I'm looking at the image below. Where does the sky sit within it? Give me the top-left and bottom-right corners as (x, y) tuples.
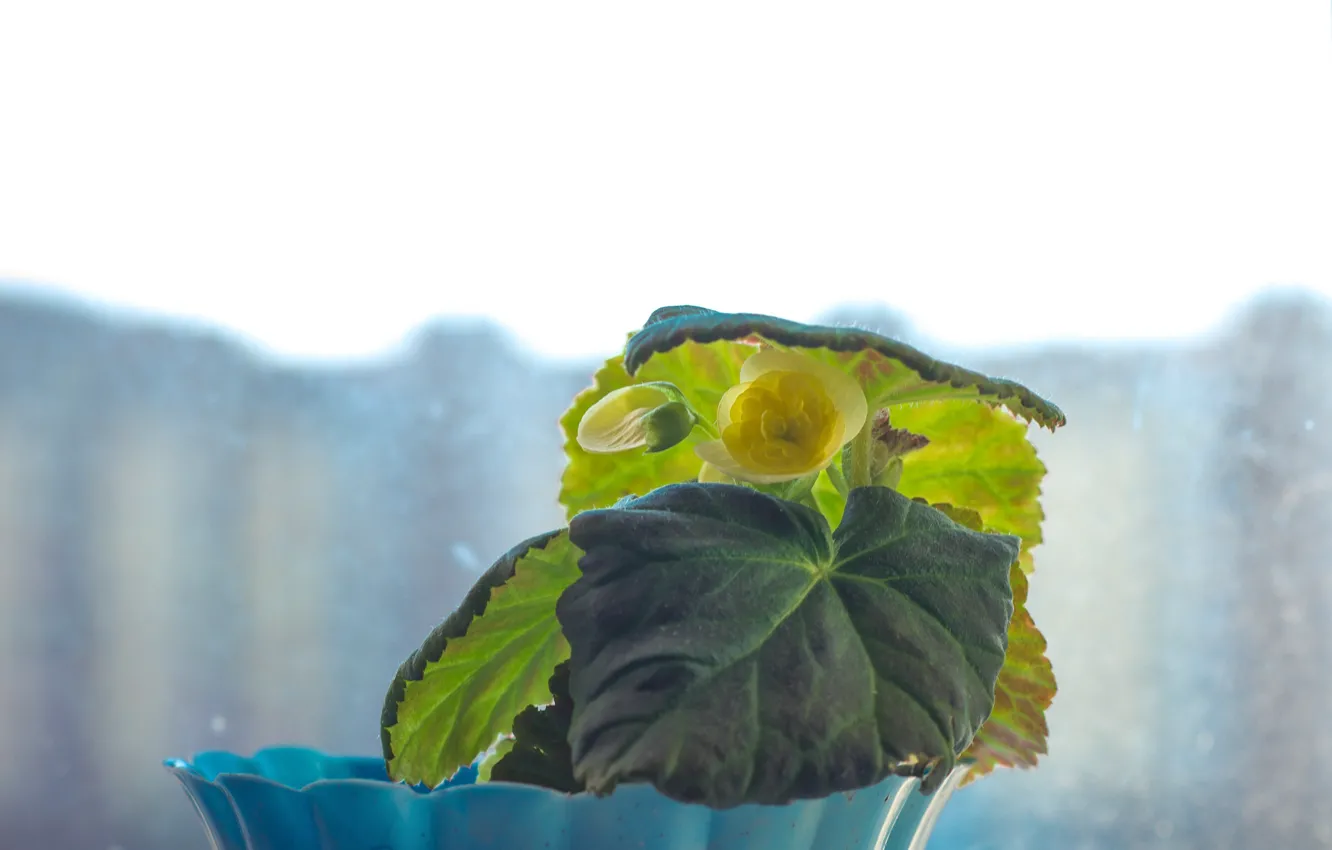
(2, 2), (1331, 360)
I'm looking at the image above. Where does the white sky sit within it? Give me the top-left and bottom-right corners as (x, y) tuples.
(1, 2), (1330, 360)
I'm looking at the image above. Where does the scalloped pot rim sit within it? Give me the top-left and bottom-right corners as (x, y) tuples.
(164, 746), (968, 850)
(167, 760), (418, 795)
(164, 746), (972, 800)
(163, 751), (907, 801)
(164, 756), (574, 799)
(165, 746), (478, 794)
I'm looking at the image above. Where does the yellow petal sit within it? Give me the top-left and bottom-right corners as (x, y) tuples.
(714, 382), (750, 434)
(694, 438), (820, 484)
(576, 384), (673, 453)
(739, 347), (869, 442)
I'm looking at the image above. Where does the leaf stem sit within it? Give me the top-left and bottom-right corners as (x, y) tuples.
(876, 458), (904, 490)
(848, 421), (874, 490)
(826, 462), (848, 496)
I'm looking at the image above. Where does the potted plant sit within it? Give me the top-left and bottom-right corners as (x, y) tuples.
(167, 305), (1064, 850)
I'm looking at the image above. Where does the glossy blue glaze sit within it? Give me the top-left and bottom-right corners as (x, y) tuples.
(166, 747), (964, 850)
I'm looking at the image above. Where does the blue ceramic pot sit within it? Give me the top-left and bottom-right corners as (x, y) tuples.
(166, 747), (966, 850)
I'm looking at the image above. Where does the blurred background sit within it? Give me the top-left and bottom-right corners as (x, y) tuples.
(2, 2), (1331, 849)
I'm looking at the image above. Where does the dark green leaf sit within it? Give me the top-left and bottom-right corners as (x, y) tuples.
(626, 306), (1065, 429)
(488, 662), (583, 793)
(557, 483), (1017, 807)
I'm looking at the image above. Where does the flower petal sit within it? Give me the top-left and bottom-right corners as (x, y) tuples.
(695, 439), (822, 484)
(714, 382), (750, 434)
(738, 347), (818, 382)
(739, 348), (868, 442)
(576, 384), (673, 453)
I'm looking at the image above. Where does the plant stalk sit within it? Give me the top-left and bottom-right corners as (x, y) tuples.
(848, 421), (874, 490)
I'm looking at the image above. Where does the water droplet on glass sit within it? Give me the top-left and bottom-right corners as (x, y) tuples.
(1305, 419), (1315, 431)
(452, 542), (482, 572)
(210, 714), (227, 735)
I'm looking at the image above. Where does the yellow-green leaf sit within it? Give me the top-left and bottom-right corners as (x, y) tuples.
(962, 564), (1055, 782)
(384, 532), (582, 787)
(893, 401), (1048, 566)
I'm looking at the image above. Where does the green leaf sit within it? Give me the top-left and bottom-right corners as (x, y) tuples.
(488, 661), (584, 792)
(383, 531), (582, 786)
(624, 306), (1065, 428)
(962, 564), (1055, 782)
(477, 737), (516, 782)
(556, 482), (1018, 807)
(380, 529), (560, 759)
(559, 346), (746, 518)
(893, 401), (1048, 568)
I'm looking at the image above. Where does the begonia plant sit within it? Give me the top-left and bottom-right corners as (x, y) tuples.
(380, 305), (1063, 808)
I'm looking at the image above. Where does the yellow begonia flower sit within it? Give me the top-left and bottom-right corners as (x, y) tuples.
(695, 349), (868, 484)
(576, 382), (697, 454)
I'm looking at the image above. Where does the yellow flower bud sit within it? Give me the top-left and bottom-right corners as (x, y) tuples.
(576, 382), (697, 454)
